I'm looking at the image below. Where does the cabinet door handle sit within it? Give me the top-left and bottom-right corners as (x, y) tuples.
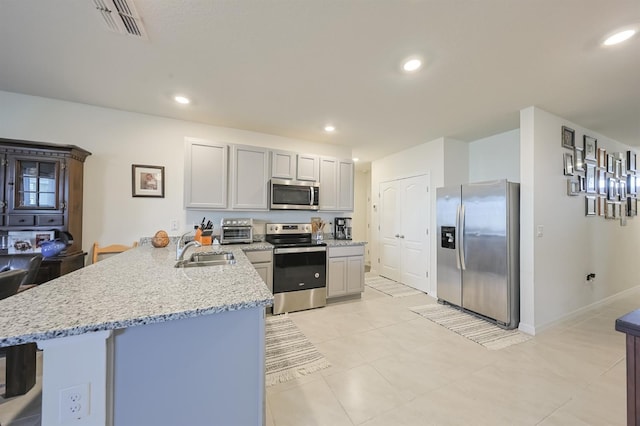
(19, 219), (25, 223)
(400, 235), (405, 239)
(48, 219), (54, 223)
(394, 234), (399, 238)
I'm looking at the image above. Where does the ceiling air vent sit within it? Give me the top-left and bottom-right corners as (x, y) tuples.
(93, 0), (148, 39)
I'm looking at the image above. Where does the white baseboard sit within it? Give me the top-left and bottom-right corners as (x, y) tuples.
(523, 284), (640, 335)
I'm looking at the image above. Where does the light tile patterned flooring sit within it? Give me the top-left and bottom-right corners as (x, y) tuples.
(0, 283), (634, 425)
(267, 284), (634, 426)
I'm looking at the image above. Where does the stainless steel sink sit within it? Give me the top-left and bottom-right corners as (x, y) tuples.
(174, 251), (236, 268)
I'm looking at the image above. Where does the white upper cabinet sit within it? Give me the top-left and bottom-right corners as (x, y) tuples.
(337, 159), (354, 211)
(231, 145), (269, 210)
(319, 157), (354, 211)
(319, 156), (338, 210)
(271, 150), (296, 180)
(184, 138), (228, 209)
(296, 154), (320, 182)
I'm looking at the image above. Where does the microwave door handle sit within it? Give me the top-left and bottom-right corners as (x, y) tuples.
(310, 186), (314, 205)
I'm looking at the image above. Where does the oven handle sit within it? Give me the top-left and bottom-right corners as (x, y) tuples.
(274, 246), (327, 254)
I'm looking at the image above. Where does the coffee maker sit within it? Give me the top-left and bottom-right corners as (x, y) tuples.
(334, 217), (352, 240)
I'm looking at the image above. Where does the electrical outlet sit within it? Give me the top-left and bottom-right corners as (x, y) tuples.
(59, 383), (90, 422)
(170, 219), (179, 231)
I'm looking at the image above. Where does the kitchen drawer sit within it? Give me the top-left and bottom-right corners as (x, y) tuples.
(36, 214), (64, 226)
(244, 249), (273, 264)
(7, 215), (35, 226)
(328, 245), (364, 258)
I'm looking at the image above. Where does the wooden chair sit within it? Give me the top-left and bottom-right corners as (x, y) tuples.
(92, 241), (139, 264)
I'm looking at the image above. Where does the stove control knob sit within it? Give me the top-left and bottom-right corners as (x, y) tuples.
(315, 273), (320, 278)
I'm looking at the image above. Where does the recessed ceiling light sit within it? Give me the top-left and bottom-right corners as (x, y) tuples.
(324, 125), (336, 132)
(603, 29), (636, 46)
(402, 58), (422, 72)
(353, 158), (359, 162)
(174, 95), (190, 104)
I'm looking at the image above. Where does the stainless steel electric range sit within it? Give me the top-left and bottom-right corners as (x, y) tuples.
(265, 223), (327, 314)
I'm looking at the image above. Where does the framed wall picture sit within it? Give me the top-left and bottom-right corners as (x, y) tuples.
(567, 177), (580, 196)
(562, 126), (575, 149)
(598, 196), (606, 217)
(628, 197), (637, 217)
(614, 202), (622, 218)
(629, 174), (638, 196)
(628, 151), (637, 172)
(132, 164), (165, 198)
(563, 152), (574, 176)
(578, 175), (586, 192)
(574, 148), (584, 172)
(607, 178), (618, 201)
(585, 196), (597, 216)
(585, 163), (596, 193)
(597, 169), (607, 195)
(620, 180), (628, 200)
(597, 147), (607, 169)
(607, 154), (615, 173)
(584, 135), (597, 162)
(615, 159), (622, 179)
(605, 201), (615, 219)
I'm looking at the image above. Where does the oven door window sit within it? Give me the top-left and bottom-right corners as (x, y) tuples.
(273, 251), (326, 293)
(222, 227), (251, 239)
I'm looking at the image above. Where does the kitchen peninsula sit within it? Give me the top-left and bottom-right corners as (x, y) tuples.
(0, 243), (273, 425)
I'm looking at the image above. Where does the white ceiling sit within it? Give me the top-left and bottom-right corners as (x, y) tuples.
(1, 0), (639, 164)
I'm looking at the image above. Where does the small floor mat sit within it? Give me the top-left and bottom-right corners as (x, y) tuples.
(409, 304), (532, 350)
(265, 316), (331, 386)
(365, 275), (423, 297)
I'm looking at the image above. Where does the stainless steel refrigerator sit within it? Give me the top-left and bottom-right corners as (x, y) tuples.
(436, 180), (520, 329)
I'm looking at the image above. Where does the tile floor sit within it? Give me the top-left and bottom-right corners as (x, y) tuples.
(0, 281), (634, 425)
(266, 283), (634, 426)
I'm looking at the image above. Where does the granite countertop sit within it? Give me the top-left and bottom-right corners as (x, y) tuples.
(323, 239), (367, 247)
(0, 244), (273, 347)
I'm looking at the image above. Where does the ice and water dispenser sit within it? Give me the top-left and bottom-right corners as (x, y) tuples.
(441, 226), (456, 249)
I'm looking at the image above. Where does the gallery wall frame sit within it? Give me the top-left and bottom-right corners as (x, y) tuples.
(132, 164), (165, 198)
(562, 126), (575, 149)
(584, 135), (597, 163)
(563, 152), (574, 176)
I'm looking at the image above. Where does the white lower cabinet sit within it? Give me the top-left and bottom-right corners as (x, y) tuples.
(245, 250), (273, 294)
(327, 245), (364, 298)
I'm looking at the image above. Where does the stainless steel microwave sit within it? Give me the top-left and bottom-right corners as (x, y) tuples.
(270, 178), (319, 210)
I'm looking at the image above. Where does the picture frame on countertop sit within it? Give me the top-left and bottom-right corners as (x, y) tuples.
(598, 196), (606, 217)
(628, 151), (637, 172)
(628, 174), (638, 196)
(563, 152), (574, 176)
(597, 147), (607, 169)
(585, 163), (596, 193)
(585, 196), (597, 216)
(584, 135), (597, 162)
(567, 177), (580, 196)
(607, 154), (615, 174)
(574, 148), (585, 172)
(562, 126), (575, 149)
(132, 164), (165, 198)
(628, 198), (637, 217)
(597, 169), (607, 195)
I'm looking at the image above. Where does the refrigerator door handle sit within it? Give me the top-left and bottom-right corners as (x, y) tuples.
(455, 204), (462, 270)
(459, 204), (467, 270)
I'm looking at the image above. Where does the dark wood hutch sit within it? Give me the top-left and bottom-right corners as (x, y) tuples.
(0, 138), (91, 283)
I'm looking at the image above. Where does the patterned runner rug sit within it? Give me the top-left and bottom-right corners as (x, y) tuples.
(265, 316), (330, 386)
(365, 275), (423, 297)
(409, 304), (532, 350)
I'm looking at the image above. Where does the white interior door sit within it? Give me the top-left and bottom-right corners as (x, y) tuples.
(400, 175), (430, 292)
(379, 181), (401, 281)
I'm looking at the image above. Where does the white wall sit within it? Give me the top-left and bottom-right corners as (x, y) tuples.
(0, 91), (352, 253)
(352, 169), (369, 241)
(370, 137), (468, 294)
(469, 129), (520, 183)
(520, 106), (640, 333)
